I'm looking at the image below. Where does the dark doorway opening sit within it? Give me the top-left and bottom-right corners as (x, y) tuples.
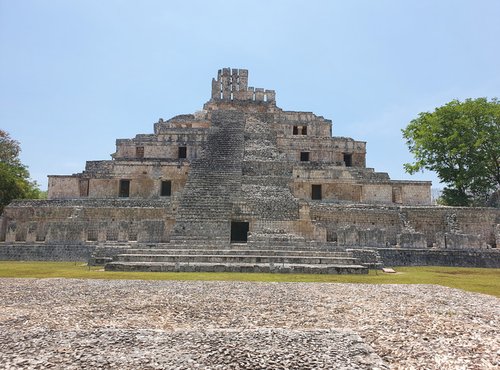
(119, 180), (130, 197)
(161, 180), (172, 196)
(343, 153), (352, 167)
(301, 126), (307, 135)
(231, 221), (249, 243)
(300, 151), (310, 162)
(293, 126), (298, 135)
(178, 146), (187, 159)
(312, 184), (322, 200)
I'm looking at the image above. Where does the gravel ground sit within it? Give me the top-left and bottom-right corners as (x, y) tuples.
(0, 279), (498, 369)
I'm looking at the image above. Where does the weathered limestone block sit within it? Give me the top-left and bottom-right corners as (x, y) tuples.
(336, 226), (359, 246)
(435, 232), (487, 249)
(397, 232), (427, 249)
(358, 228), (387, 247)
(336, 226), (387, 247)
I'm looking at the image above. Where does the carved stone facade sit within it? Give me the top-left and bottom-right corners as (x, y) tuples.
(1, 68), (498, 270)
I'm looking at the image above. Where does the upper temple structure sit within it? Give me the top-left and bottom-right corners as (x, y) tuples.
(1, 68), (498, 272)
(48, 67), (431, 205)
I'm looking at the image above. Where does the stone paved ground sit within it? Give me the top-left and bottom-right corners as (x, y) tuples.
(0, 279), (498, 369)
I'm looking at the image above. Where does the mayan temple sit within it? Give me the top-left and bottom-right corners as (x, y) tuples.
(1, 68), (498, 272)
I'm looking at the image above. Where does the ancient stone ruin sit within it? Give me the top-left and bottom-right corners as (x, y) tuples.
(1, 68), (499, 271)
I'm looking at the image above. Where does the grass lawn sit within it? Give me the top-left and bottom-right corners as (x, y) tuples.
(0, 261), (499, 297)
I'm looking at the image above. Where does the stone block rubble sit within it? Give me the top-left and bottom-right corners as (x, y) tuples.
(0, 279), (498, 368)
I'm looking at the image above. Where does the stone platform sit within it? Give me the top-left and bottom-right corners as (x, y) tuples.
(103, 246), (369, 274)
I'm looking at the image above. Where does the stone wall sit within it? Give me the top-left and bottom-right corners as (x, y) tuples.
(0, 244), (94, 261)
(311, 204), (499, 248)
(0, 199), (175, 245)
(377, 248), (500, 268)
(48, 162), (189, 200)
(114, 128), (208, 160)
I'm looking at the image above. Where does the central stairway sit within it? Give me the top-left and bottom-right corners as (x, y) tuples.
(168, 110), (245, 245)
(104, 245), (369, 274)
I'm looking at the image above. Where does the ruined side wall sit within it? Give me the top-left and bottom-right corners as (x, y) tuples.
(403, 206), (498, 247)
(310, 204), (499, 248)
(0, 199), (175, 246)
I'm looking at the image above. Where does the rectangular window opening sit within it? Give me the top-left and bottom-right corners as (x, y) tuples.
(300, 151), (310, 162)
(301, 126), (307, 135)
(343, 153), (353, 167)
(119, 179), (130, 198)
(231, 221), (249, 243)
(293, 126), (298, 135)
(161, 180), (172, 196)
(312, 184), (322, 200)
(178, 146), (187, 159)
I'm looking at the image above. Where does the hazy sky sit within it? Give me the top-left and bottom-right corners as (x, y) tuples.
(1, 0), (499, 190)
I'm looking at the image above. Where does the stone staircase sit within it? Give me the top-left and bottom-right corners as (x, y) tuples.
(104, 246), (369, 274)
(168, 110), (245, 245)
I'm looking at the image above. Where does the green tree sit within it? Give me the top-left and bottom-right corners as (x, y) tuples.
(0, 130), (41, 213)
(402, 98), (500, 207)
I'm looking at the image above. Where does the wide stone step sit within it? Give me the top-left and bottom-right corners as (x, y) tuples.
(123, 248), (353, 258)
(113, 254), (358, 265)
(104, 261), (368, 274)
(164, 243), (351, 251)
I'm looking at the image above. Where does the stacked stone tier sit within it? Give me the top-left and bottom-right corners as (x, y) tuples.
(105, 246), (368, 274)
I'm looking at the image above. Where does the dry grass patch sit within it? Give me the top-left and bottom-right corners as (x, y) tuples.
(0, 261), (498, 297)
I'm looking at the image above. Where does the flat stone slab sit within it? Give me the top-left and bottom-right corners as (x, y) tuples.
(105, 261), (368, 274)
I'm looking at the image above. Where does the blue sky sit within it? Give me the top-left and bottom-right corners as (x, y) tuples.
(1, 0), (499, 190)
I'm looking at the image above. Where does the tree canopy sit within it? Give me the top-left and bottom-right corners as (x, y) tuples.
(0, 130), (42, 213)
(402, 98), (500, 206)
